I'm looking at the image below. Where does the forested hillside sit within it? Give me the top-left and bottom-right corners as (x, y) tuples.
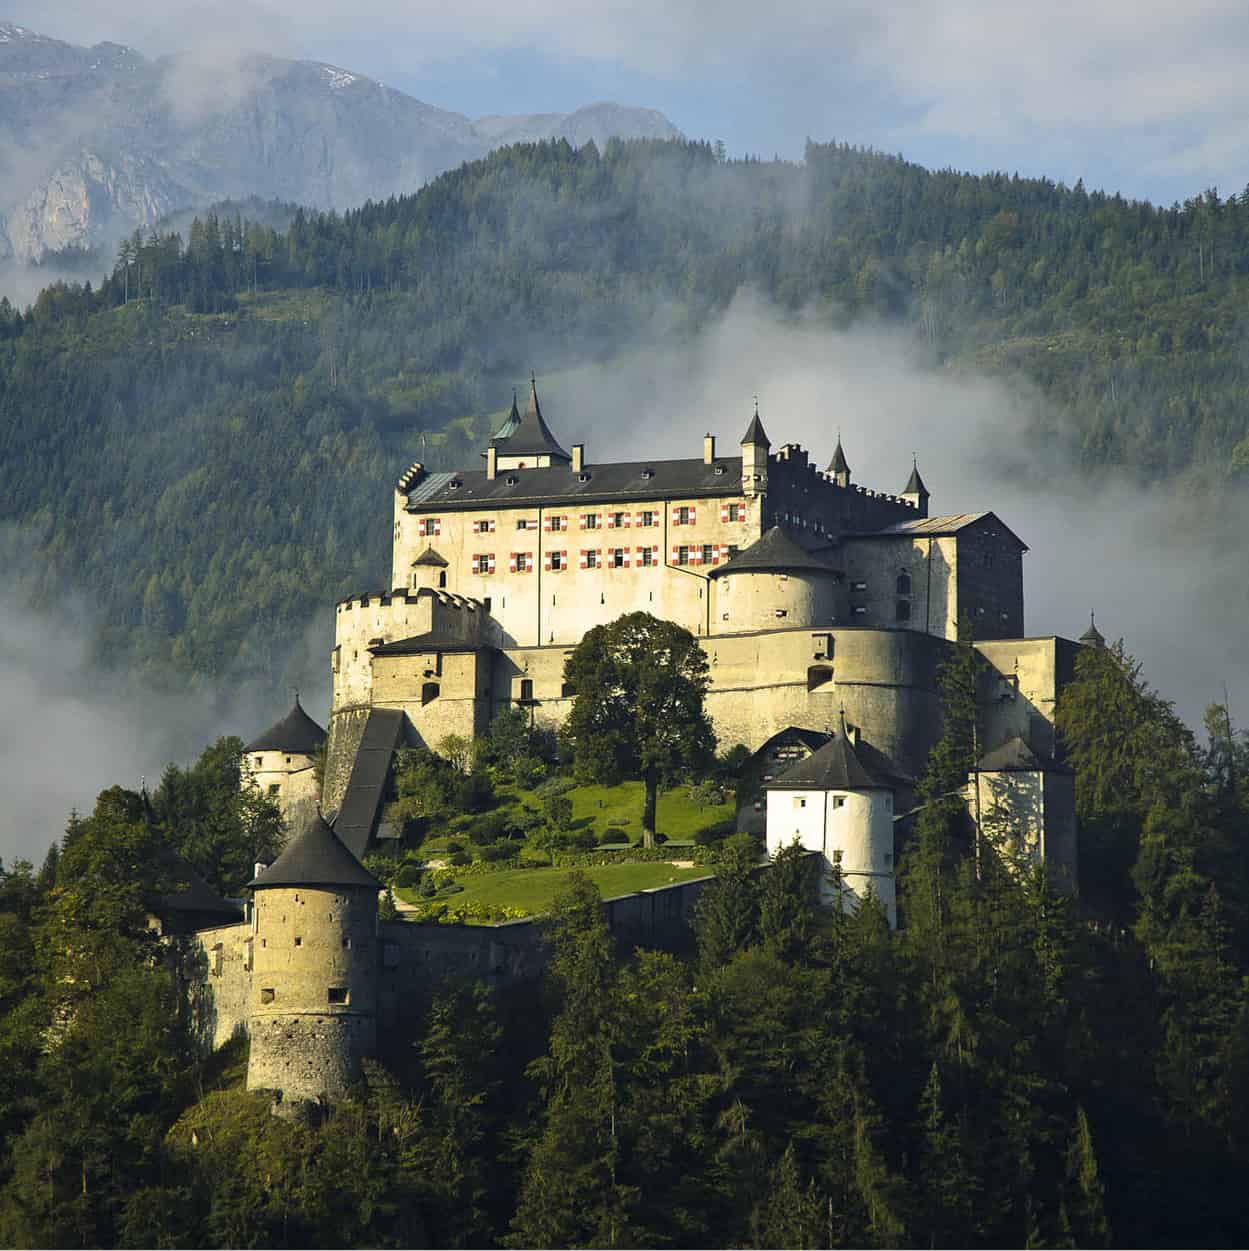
(3, 136), (1249, 690)
(2, 637), (1248, 1247)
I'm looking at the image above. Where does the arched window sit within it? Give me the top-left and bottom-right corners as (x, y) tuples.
(896, 572), (911, 595)
(437, 571), (447, 589)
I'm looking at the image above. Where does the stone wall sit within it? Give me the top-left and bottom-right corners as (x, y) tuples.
(323, 705), (371, 814)
(187, 920), (253, 1050)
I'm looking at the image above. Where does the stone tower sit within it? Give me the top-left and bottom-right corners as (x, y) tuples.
(243, 697), (327, 830)
(246, 814), (381, 1105)
(901, 460), (930, 518)
(827, 438), (851, 488)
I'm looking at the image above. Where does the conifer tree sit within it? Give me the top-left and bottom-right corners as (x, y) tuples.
(694, 836), (761, 972)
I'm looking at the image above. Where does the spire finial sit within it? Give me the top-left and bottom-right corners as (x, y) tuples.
(754, 394), (759, 417)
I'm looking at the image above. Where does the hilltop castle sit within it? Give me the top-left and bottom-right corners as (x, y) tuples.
(196, 379), (1085, 1107)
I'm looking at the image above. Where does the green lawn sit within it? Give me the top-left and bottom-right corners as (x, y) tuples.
(396, 861), (712, 921)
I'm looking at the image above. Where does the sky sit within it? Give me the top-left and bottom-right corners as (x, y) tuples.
(4, 0), (1248, 206)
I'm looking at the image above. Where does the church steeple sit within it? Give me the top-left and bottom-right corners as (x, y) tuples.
(901, 458), (930, 517)
(1079, 611), (1105, 647)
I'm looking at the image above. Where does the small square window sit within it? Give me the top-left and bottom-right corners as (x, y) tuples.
(832, 849), (844, 864)
(328, 987), (349, 1005)
(832, 796), (846, 809)
(793, 796), (806, 809)
(294, 936), (302, 946)
(261, 988), (276, 1004)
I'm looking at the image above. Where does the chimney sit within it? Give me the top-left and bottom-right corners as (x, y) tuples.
(703, 433), (716, 464)
(486, 445), (498, 480)
(571, 444), (584, 473)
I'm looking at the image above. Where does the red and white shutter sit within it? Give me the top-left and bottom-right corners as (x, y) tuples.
(487, 553), (496, 574)
(623, 512), (631, 527)
(671, 506), (681, 526)
(689, 506), (697, 524)
(579, 549), (589, 569)
(690, 546), (702, 566)
(634, 511), (644, 528)
(606, 513), (615, 529)
(543, 515), (552, 532)
(652, 544), (660, 562)
(544, 551), (552, 571)
(720, 503), (729, 522)
(508, 553), (518, 573)
(712, 544), (722, 565)
(561, 549), (568, 568)
(671, 544), (680, 563)
(433, 518), (441, 536)
(622, 547), (631, 568)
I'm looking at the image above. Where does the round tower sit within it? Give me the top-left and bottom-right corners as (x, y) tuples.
(246, 814), (381, 1105)
(243, 697), (327, 829)
(710, 525), (841, 631)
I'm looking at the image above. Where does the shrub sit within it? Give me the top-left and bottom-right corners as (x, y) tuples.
(445, 839), (465, 855)
(448, 850), (471, 867)
(394, 862), (425, 888)
(653, 831), (668, 845)
(543, 794), (574, 832)
(598, 829), (629, 846)
(513, 756), (548, 787)
(534, 775), (577, 800)
(456, 770), (496, 814)
(479, 842), (515, 863)
(465, 810), (510, 846)
(694, 817), (736, 846)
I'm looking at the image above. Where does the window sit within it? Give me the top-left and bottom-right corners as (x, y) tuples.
(294, 936), (302, 947)
(418, 517), (441, 537)
(328, 987), (349, 1005)
(342, 936), (352, 949)
(509, 552), (534, 573)
(611, 548), (626, 568)
(582, 513), (599, 529)
(793, 796), (806, 809)
(421, 681), (440, 705)
(519, 678), (534, 702)
(473, 518), (496, 534)
(261, 988), (276, 1004)
(726, 544), (739, 559)
(437, 571), (447, 589)
(561, 682), (576, 698)
(516, 518), (533, 530)
(832, 796), (846, 809)
(471, 553), (495, 575)
(895, 599), (911, 622)
(212, 943), (223, 976)
(640, 547), (655, 567)
(268, 783), (280, 796)
(729, 502), (742, 521)
(254, 756), (263, 769)
(676, 505), (691, 524)
(775, 608), (788, 618)
(677, 544), (689, 566)
(832, 848), (844, 863)
(550, 551), (565, 571)
(584, 549), (599, 569)
(640, 510), (655, 527)
(611, 511), (626, 528)
(807, 665), (833, 691)
(852, 605), (867, 616)
(896, 572), (911, 595)
(701, 544), (714, 565)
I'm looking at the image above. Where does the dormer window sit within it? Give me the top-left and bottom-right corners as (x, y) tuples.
(506, 475), (518, 485)
(449, 479), (462, 490)
(714, 464), (726, 475)
(641, 469), (654, 479)
(578, 472), (591, 482)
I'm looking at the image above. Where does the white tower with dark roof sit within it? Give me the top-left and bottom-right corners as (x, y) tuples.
(243, 697), (327, 830)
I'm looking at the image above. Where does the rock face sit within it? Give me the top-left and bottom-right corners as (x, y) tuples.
(0, 23), (684, 264)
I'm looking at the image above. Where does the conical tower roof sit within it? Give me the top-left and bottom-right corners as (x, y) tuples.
(488, 391), (522, 445)
(489, 376), (570, 461)
(411, 545), (449, 567)
(828, 439), (850, 476)
(764, 728), (897, 791)
(1079, 611), (1105, 647)
(741, 407), (771, 447)
(248, 812), (380, 891)
(709, 525), (836, 578)
(903, 460), (929, 497)
(244, 698), (327, 755)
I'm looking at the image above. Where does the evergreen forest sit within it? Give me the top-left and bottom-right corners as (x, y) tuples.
(2, 635), (1249, 1246)
(4, 138), (1249, 692)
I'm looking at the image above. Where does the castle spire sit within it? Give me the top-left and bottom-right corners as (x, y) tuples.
(901, 456), (930, 517)
(488, 374), (570, 464)
(828, 435), (851, 487)
(1079, 611), (1105, 647)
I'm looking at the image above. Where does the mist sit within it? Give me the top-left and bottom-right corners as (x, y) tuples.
(553, 292), (1249, 734)
(0, 558), (332, 867)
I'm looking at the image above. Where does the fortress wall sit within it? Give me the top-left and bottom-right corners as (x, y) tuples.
(372, 651), (491, 750)
(247, 886), (378, 1100)
(975, 637), (1075, 757)
(398, 494), (763, 648)
(187, 921), (253, 1051)
(843, 535), (957, 638)
(324, 706), (371, 814)
(956, 525), (1025, 640)
(244, 753), (320, 833)
(712, 569), (839, 632)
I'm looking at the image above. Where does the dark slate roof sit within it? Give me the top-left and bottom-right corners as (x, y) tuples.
(244, 699), (327, 755)
(411, 546), (449, 567)
(828, 440), (850, 475)
(976, 735), (1069, 773)
(709, 525), (837, 578)
(249, 812), (380, 890)
(903, 461), (929, 496)
(1079, 612), (1105, 647)
(150, 846), (242, 919)
(331, 708), (406, 859)
(860, 511), (1028, 551)
(405, 455), (745, 510)
(764, 732), (899, 791)
(489, 392), (522, 444)
(741, 411), (771, 446)
(755, 726), (834, 759)
(489, 378), (570, 461)
(370, 632), (495, 656)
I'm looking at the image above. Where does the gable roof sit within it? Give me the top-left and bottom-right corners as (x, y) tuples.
(244, 699), (327, 756)
(709, 525), (837, 578)
(404, 455), (745, 510)
(249, 812), (380, 890)
(369, 632), (494, 656)
(490, 377), (570, 461)
(411, 546), (449, 568)
(765, 731), (901, 791)
(858, 511), (1027, 550)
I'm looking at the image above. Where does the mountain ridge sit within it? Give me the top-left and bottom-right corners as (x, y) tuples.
(0, 21), (682, 263)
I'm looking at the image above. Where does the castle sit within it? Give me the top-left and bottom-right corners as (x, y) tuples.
(180, 378), (1086, 1108)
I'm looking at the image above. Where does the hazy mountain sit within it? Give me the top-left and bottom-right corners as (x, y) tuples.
(0, 21), (682, 264)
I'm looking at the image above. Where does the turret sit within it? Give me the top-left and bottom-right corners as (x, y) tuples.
(410, 545), (450, 593)
(243, 697), (327, 830)
(740, 404), (771, 498)
(901, 459), (930, 517)
(827, 438), (851, 488)
(1079, 611), (1105, 648)
(490, 376), (571, 470)
(246, 814), (381, 1107)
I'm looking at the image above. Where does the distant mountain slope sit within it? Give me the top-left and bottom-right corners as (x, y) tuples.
(0, 21), (682, 263)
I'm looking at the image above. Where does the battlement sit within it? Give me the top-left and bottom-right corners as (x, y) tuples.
(335, 587), (483, 614)
(396, 461), (425, 493)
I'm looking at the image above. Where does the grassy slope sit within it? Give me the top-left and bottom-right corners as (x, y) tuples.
(396, 861), (712, 919)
